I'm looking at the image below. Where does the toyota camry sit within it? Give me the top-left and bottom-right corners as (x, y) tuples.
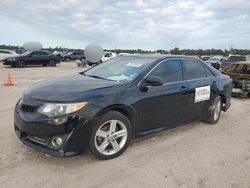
(14, 55), (232, 159)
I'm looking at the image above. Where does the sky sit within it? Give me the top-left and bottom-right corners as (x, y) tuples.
(0, 0), (250, 50)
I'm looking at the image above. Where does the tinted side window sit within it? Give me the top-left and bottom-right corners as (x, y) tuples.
(149, 59), (183, 83)
(40, 51), (48, 55)
(32, 52), (40, 55)
(204, 66), (215, 77)
(182, 59), (206, 80)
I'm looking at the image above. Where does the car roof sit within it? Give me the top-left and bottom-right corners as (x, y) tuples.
(118, 54), (198, 60)
(32, 50), (49, 53)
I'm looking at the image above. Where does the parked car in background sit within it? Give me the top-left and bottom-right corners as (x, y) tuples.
(2, 51), (60, 68)
(62, 51), (85, 62)
(201, 56), (211, 61)
(222, 61), (250, 97)
(221, 55), (247, 69)
(205, 56), (223, 69)
(102, 51), (117, 62)
(14, 55), (232, 159)
(0, 49), (16, 61)
(53, 51), (63, 61)
(15, 48), (26, 54)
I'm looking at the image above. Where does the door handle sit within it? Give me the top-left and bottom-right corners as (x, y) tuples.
(179, 86), (188, 93)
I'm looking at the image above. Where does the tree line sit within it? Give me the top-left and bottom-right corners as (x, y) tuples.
(1, 44), (250, 56)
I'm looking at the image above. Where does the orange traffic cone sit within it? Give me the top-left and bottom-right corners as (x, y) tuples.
(4, 73), (14, 86)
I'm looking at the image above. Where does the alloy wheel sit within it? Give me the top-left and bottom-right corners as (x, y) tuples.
(213, 99), (221, 121)
(94, 120), (128, 156)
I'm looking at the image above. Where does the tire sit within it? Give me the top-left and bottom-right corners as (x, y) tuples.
(16, 60), (25, 68)
(49, 60), (56, 67)
(89, 111), (132, 160)
(205, 96), (222, 124)
(66, 57), (70, 62)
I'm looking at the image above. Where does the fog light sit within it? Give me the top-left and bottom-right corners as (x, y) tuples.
(51, 137), (63, 147)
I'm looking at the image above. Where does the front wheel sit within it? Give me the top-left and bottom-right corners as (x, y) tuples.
(205, 96), (222, 124)
(17, 60), (25, 68)
(49, 60), (56, 67)
(89, 111), (132, 160)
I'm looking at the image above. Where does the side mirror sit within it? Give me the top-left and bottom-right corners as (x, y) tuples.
(141, 76), (164, 87)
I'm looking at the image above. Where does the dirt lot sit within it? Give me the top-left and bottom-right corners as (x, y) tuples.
(0, 62), (250, 188)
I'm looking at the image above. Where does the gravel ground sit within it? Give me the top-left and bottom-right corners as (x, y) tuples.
(0, 62), (250, 188)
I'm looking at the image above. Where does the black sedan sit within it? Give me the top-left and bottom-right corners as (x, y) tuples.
(3, 51), (60, 68)
(14, 55), (232, 159)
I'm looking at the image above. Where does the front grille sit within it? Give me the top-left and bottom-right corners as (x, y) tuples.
(20, 104), (39, 112)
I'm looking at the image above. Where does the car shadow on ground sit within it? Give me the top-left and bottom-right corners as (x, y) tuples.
(20, 120), (206, 167)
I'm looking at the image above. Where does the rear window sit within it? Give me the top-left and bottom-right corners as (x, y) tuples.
(182, 59), (206, 80)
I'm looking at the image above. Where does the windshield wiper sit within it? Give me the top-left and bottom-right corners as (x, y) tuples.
(86, 74), (105, 80)
(82, 73), (117, 82)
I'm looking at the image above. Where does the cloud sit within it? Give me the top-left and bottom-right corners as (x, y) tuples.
(0, 0), (250, 49)
(0, 0), (16, 5)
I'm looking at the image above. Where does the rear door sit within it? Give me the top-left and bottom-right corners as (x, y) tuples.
(40, 51), (50, 64)
(181, 58), (217, 120)
(135, 58), (190, 132)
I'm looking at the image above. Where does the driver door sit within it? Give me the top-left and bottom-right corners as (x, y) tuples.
(134, 58), (190, 132)
(26, 51), (42, 65)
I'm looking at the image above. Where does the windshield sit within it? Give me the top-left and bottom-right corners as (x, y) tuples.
(21, 51), (31, 55)
(84, 56), (157, 83)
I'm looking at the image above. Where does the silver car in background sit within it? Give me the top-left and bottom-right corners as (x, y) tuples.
(0, 49), (16, 61)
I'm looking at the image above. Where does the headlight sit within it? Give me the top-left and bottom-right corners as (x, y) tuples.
(37, 102), (87, 117)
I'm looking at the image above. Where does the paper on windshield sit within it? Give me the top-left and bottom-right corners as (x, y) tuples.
(126, 62), (143, 67)
(107, 74), (130, 81)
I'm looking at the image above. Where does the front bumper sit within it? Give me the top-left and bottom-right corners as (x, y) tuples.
(2, 59), (17, 65)
(14, 104), (92, 157)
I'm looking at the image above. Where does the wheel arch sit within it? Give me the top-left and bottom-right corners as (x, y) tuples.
(218, 93), (226, 111)
(95, 104), (137, 138)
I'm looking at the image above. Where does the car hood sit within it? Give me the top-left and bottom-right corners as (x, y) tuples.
(3, 53), (27, 60)
(24, 74), (122, 102)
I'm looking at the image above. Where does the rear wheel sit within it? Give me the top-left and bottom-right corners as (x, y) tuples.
(89, 111), (132, 160)
(206, 96), (222, 124)
(17, 60), (25, 68)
